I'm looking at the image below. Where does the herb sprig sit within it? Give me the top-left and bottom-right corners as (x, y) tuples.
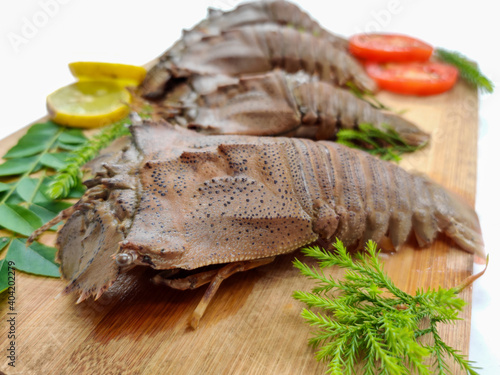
(0, 121), (88, 292)
(293, 239), (482, 375)
(336, 123), (423, 161)
(435, 48), (494, 93)
(346, 82), (395, 111)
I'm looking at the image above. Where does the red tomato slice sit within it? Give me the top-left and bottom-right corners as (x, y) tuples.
(365, 62), (459, 96)
(349, 34), (433, 62)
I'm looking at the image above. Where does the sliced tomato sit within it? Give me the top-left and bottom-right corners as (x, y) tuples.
(365, 62), (459, 96)
(349, 33), (433, 62)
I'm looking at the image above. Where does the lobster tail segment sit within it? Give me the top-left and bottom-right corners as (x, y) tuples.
(425, 179), (484, 256)
(312, 141), (483, 257)
(388, 170), (484, 256)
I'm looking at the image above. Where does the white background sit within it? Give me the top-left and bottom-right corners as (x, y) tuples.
(1, 0), (499, 373)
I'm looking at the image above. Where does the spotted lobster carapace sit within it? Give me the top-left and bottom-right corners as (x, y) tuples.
(29, 122), (483, 328)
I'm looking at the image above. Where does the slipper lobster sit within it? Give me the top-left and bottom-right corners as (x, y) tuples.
(141, 0), (353, 98)
(150, 70), (429, 146)
(140, 23), (375, 100)
(29, 122), (483, 328)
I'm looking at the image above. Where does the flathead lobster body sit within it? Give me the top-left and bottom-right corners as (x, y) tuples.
(30, 122), (483, 303)
(141, 0), (352, 98)
(156, 71), (428, 147)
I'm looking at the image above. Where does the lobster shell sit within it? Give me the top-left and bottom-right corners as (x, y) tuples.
(141, 23), (375, 99)
(157, 71), (429, 147)
(29, 122), (483, 303)
(141, 0), (351, 98)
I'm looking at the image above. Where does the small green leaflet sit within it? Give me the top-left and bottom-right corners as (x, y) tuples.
(29, 204), (62, 226)
(3, 194), (23, 205)
(16, 177), (52, 204)
(0, 204), (43, 236)
(66, 182), (87, 198)
(3, 122), (61, 159)
(0, 182), (11, 193)
(56, 142), (82, 151)
(29, 201), (72, 230)
(40, 152), (72, 170)
(57, 129), (88, 144)
(0, 156), (42, 177)
(7, 239), (60, 277)
(55, 127), (88, 152)
(0, 239), (60, 293)
(0, 237), (9, 252)
(0, 120), (87, 295)
(0, 260), (10, 293)
(0, 238), (11, 293)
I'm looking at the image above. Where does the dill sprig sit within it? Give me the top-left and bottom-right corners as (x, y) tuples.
(293, 239), (481, 375)
(336, 123), (422, 162)
(346, 82), (394, 111)
(47, 118), (131, 199)
(435, 48), (494, 93)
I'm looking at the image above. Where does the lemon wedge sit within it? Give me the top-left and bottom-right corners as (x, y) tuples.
(69, 62), (147, 88)
(46, 81), (131, 128)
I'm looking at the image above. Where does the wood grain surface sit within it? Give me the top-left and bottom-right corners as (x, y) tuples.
(0, 80), (478, 374)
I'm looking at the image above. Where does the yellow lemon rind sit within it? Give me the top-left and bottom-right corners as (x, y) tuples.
(48, 104), (130, 128)
(69, 62), (147, 87)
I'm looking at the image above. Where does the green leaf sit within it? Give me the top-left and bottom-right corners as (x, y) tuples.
(26, 121), (61, 136)
(35, 200), (73, 214)
(58, 129), (87, 144)
(23, 240), (59, 264)
(3, 139), (48, 159)
(0, 182), (11, 193)
(67, 182), (87, 198)
(40, 152), (71, 171)
(56, 141), (82, 151)
(4, 194), (24, 205)
(0, 237), (10, 252)
(0, 259), (10, 293)
(0, 203), (43, 236)
(16, 177), (51, 204)
(29, 202), (72, 229)
(5, 239), (60, 278)
(0, 156), (41, 177)
(3, 122), (60, 159)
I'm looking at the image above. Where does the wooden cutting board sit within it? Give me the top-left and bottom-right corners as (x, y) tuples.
(0, 80), (478, 374)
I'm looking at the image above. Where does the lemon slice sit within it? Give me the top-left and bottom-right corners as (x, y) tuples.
(47, 81), (131, 128)
(69, 62), (147, 87)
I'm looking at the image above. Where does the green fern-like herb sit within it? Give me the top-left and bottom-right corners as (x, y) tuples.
(293, 239), (481, 375)
(346, 82), (394, 111)
(336, 123), (423, 162)
(47, 118), (131, 199)
(435, 48), (494, 93)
